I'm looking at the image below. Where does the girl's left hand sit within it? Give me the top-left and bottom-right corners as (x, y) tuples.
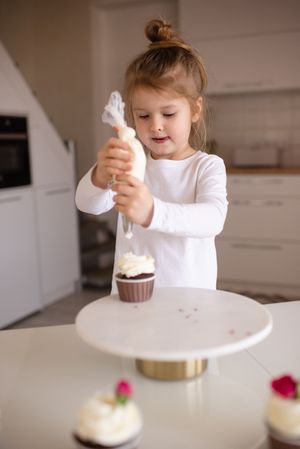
(112, 174), (154, 228)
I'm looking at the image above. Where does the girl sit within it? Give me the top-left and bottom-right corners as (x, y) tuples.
(75, 18), (228, 292)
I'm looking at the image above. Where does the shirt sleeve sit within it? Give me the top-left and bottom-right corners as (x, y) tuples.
(147, 156), (228, 238)
(75, 166), (114, 215)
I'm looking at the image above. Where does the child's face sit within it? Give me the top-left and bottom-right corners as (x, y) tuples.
(132, 87), (200, 160)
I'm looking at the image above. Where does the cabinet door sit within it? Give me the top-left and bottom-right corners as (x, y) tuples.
(224, 176), (300, 240)
(0, 189), (41, 328)
(217, 240), (300, 286)
(227, 176), (300, 197)
(179, 0), (300, 41)
(193, 31), (300, 94)
(222, 197), (300, 241)
(35, 185), (80, 305)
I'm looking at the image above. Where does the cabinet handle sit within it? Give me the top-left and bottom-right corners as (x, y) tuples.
(231, 242), (282, 251)
(231, 199), (251, 206)
(231, 199), (283, 207)
(264, 200), (283, 206)
(0, 195), (21, 204)
(231, 178), (284, 186)
(223, 80), (271, 89)
(263, 178), (284, 185)
(45, 187), (71, 196)
(231, 178), (252, 185)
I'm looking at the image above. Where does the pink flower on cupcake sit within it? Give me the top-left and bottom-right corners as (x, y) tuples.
(115, 379), (133, 405)
(271, 374), (299, 399)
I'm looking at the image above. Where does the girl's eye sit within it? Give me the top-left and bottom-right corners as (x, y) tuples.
(163, 113), (176, 118)
(138, 114), (149, 119)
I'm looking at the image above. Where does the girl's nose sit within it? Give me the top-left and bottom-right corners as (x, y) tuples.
(150, 118), (163, 132)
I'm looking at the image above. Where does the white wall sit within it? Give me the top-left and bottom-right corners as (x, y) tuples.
(0, 0), (94, 180)
(90, 0), (178, 157)
(209, 91), (300, 167)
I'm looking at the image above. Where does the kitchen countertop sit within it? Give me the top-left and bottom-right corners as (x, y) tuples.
(1, 298), (299, 449)
(226, 166), (300, 175)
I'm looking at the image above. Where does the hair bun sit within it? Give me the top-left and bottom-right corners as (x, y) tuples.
(145, 19), (174, 43)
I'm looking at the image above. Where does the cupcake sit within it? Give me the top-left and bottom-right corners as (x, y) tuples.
(115, 252), (155, 303)
(265, 374), (300, 448)
(73, 379), (143, 449)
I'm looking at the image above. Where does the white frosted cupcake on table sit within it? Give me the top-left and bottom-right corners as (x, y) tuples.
(73, 379), (142, 449)
(115, 252), (155, 303)
(265, 374), (300, 448)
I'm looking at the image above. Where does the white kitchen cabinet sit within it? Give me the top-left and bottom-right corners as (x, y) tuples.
(0, 39), (81, 315)
(179, 0), (300, 41)
(35, 185), (80, 306)
(227, 176), (300, 196)
(0, 188), (41, 328)
(179, 0), (300, 94)
(223, 197), (300, 241)
(217, 240), (300, 286)
(193, 32), (300, 94)
(216, 175), (300, 298)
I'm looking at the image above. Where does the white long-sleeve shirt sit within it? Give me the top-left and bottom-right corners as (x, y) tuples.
(75, 151), (228, 292)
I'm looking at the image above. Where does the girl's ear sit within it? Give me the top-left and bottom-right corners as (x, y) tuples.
(191, 96), (203, 123)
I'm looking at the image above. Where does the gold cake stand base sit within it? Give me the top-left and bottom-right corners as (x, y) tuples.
(135, 358), (207, 381)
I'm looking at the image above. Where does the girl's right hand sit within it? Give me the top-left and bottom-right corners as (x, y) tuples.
(91, 137), (133, 189)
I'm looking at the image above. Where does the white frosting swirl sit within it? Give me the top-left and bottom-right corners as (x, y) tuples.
(266, 393), (300, 439)
(117, 252), (155, 278)
(75, 391), (142, 446)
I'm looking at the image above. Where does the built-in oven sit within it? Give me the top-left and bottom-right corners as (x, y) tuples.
(0, 115), (31, 188)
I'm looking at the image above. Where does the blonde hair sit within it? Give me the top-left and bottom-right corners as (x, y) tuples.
(123, 18), (208, 149)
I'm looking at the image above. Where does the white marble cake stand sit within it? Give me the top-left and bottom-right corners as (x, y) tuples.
(75, 287), (272, 380)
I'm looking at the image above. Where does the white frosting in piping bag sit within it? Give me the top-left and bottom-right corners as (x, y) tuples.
(118, 127), (146, 182)
(102, 91), (146, 239)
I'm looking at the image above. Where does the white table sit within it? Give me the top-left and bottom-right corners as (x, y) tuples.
(0, 300), (299, 449)
(248, 300), (300, 375)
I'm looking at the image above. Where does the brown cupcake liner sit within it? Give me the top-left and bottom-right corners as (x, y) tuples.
(268, 427), (300, 449)
(115, 275), (155, 303)
(73, 431), (141, 448)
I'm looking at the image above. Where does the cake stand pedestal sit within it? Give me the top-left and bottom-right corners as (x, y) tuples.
(75, 287), (272, 381)
(135, 358), (207, 380)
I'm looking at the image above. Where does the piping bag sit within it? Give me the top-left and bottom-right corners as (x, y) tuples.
(102, 91), (146, 239)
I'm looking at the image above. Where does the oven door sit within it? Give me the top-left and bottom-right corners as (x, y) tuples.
(0, 136), (31, 188)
